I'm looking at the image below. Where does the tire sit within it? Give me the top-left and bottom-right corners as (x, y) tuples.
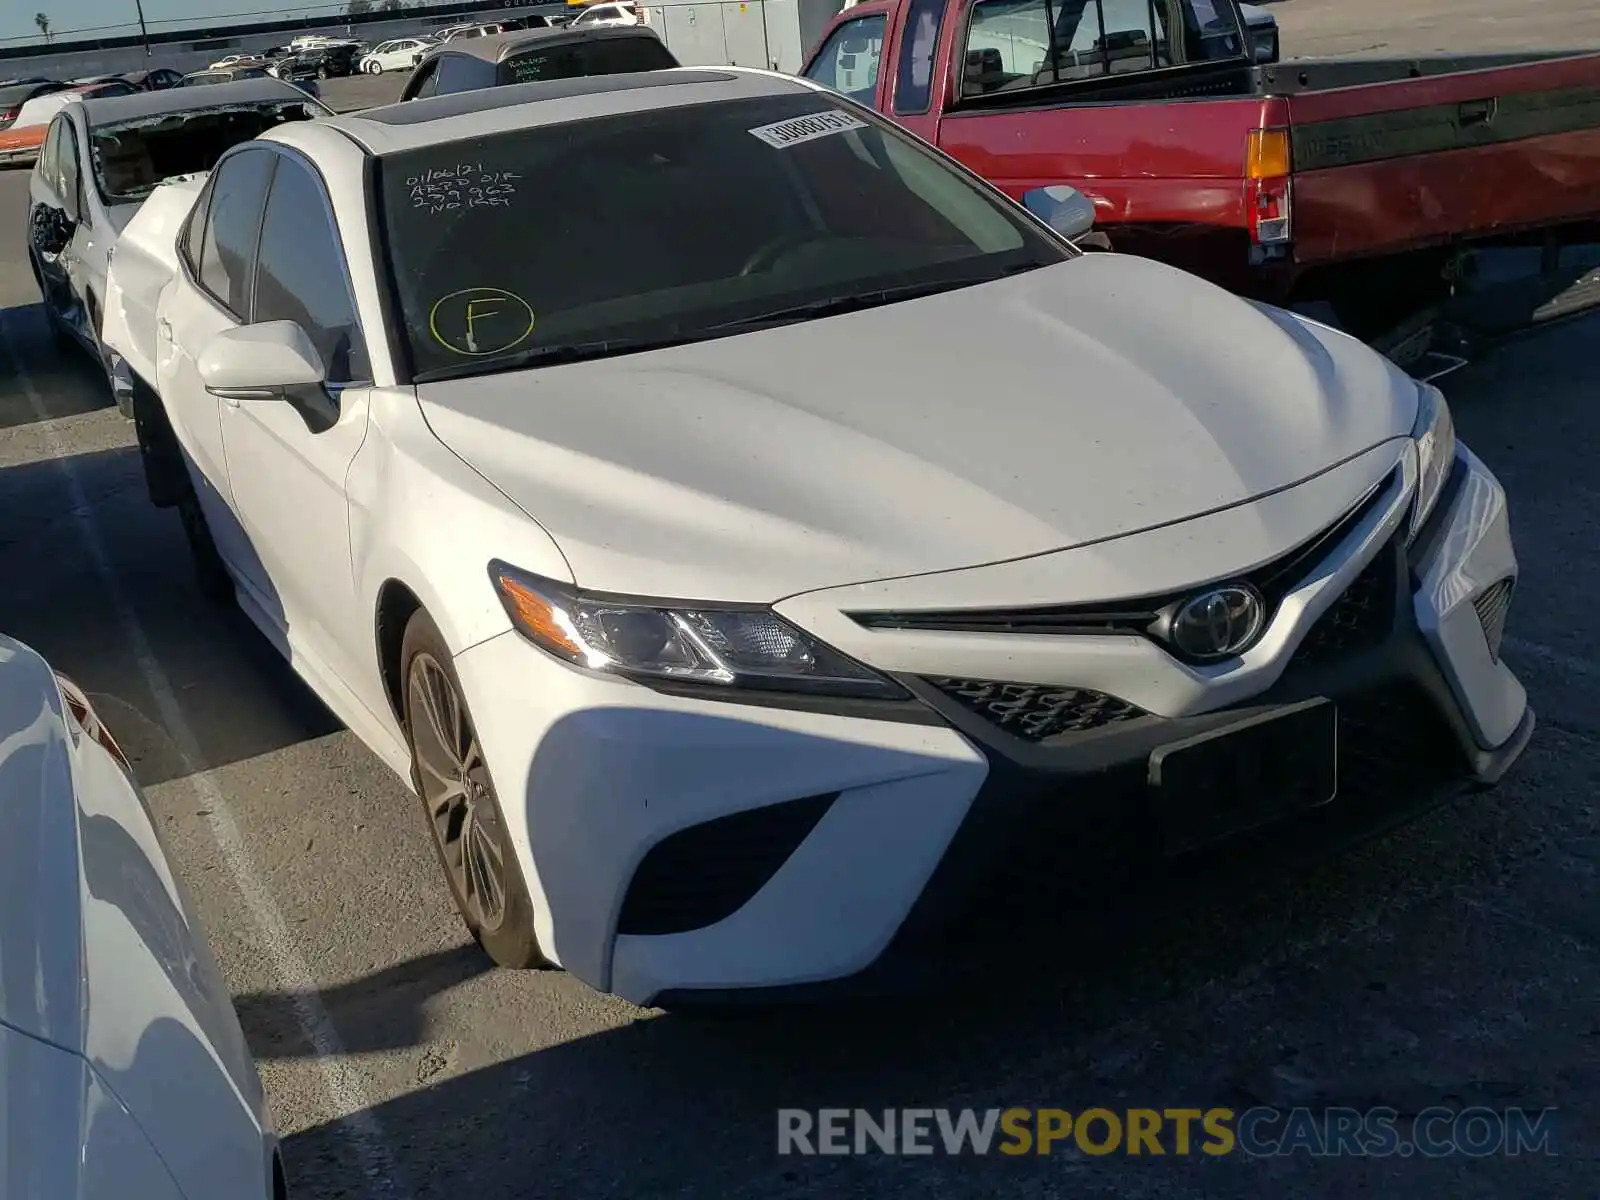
(401, 608), (549, 970)
(317, 66), (331, 80)
(177, 492), (236, 606)
(365, 59), (382, 74)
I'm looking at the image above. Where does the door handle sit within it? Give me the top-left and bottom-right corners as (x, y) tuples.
(1458, 98), (1496, 127)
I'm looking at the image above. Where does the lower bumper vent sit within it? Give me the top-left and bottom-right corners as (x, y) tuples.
(928, 678), (1146, 742)
(1472, 579), (1514, 661)
(616, 793), (836, 936)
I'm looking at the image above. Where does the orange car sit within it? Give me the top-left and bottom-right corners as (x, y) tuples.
(0, 78), (138, 164)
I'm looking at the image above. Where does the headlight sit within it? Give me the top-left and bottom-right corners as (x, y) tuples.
(1408, 382), (1456, 545)
(489, 561), (906, 700)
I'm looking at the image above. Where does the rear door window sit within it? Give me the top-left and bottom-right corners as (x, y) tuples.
(962, 0), (1243, 96)
(57, 121), (82, 217)
(432, 53), (488, 94)
(406, 57), (443, 98)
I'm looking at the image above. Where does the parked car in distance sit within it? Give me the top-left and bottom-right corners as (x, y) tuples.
(401, 26), (677, 99)
(102, 67), (1531, 1008)
(123, 67), (186, 90)
(802, 0), (1600, 336)
(270, 42), (362, 82)
(0, 80), (140, 165)
(177, 66), (273, 87)
(0, 78), (71, 130)
(26, 78), (329, 404)
(208, 53), (267, 70)
(568, 2), (648, 28)
(0, 632), (285, 1199)
(439, 20), (523, 41)
(359, 36), (437, 74)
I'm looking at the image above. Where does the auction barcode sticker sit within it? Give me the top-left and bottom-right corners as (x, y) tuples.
(748, 109), (868, 149)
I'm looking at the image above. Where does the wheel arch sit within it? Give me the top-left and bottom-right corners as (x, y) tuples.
(375, 578), (425, 725)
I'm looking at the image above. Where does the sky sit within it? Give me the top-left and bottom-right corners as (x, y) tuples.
(2, 0), (453, 45)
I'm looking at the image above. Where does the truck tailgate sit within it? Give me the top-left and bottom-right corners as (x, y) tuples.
(1287, 53), (1600, 264)
(101, 173), (208, 390)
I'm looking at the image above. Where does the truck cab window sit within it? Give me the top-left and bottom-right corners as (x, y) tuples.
(964, 0), (1243, 97)
(894, 0), (947, 114)
(802, 15), (887, 107)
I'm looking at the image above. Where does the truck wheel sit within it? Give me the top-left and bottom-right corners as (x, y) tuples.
(178, 493), (236, 606)
(401, 608), (550, 970)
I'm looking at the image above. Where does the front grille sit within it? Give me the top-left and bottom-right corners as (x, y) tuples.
(615, 793), (836, 936)
(1288, 540), (1398, 669)
(928, 678), (1146, 741)
(1472, 579), (1514, 661)
(847, 468), (1399, 643)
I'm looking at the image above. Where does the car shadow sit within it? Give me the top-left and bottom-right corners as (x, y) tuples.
(274, 706), (1585, 1199)
(0, 443), (342, 787)
(0, 301), (113, 430)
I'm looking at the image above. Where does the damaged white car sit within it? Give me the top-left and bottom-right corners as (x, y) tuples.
(25, 77), (328, 410)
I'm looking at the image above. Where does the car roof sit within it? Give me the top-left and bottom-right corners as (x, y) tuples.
(422, 24), (658, 65)
(308, 66), (815, 155)
(79, 77), (316, 126)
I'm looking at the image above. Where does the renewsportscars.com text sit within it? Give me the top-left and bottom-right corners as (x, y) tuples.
(777, 1106), (1558, 1158)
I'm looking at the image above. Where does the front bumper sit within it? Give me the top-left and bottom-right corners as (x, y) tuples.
(454, 442), (1530, 1007)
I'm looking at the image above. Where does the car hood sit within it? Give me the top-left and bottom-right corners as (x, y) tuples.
(414, 253), (1418, 602)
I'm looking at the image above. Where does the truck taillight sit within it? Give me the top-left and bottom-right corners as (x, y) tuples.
(1245, 127), (1293, 249)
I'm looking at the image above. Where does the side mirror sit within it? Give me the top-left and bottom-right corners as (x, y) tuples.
(1022, 184), (1096, 240)
(1252, 31), (1280, 64)
(198, 321), (326, 400)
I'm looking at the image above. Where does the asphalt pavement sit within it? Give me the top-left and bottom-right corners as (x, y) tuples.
(2, 4), (1598, 1197)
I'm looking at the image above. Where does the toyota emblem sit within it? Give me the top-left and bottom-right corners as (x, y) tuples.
(1169, 584), (1266, 660)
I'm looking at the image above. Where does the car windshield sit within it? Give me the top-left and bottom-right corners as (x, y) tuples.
(378, 93), (1069, 382)
(89, 100), (320, 201)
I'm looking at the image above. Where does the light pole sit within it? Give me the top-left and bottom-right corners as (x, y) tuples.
(132, 0), (151, 55)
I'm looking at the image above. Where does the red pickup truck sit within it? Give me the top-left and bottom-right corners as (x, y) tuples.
(801, 0), (1600, 335)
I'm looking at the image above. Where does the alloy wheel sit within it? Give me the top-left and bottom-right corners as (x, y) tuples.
(407, 652), (508, 932)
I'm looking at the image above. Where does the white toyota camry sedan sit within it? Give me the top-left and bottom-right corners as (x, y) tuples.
(106, 67), (1532, 1006)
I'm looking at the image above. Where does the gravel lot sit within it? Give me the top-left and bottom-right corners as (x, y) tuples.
(2, 3), (1597, 1197)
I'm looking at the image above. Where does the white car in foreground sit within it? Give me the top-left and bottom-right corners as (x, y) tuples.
(0, 635), (283, 1197)
(103, 68), (1531, 1007)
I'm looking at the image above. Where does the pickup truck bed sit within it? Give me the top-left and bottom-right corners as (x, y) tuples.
(803, 0), (1600, 333)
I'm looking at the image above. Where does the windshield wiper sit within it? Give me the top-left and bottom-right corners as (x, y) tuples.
(412, 333), (709, 384)
(707, 264), (1047, 334)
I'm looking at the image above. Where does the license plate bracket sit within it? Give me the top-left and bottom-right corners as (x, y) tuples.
(1149, 699), (1338, 856)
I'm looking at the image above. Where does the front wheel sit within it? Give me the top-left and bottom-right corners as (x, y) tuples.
(402, 609), (550, 970)
(365, 59), (382, 74)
